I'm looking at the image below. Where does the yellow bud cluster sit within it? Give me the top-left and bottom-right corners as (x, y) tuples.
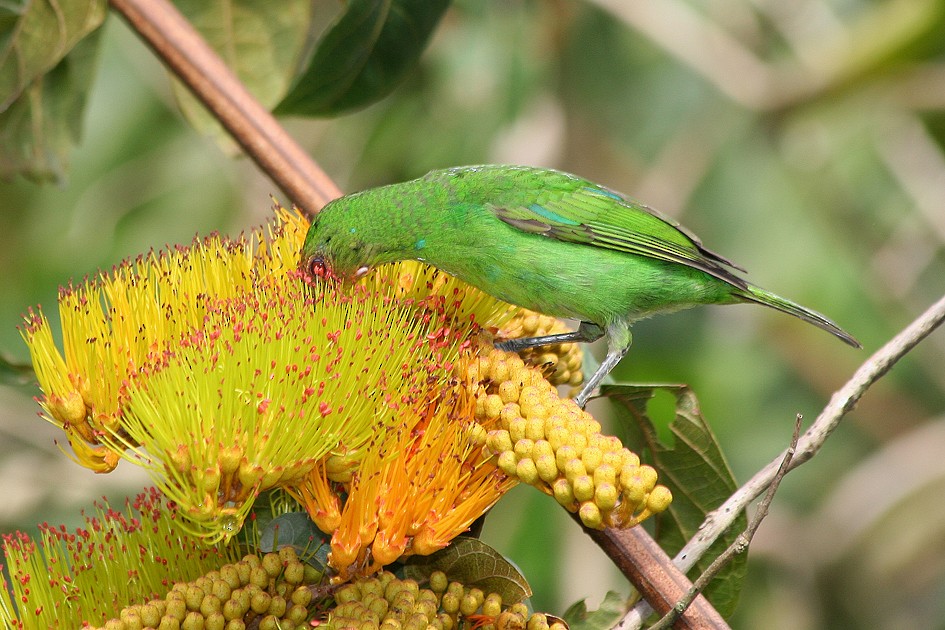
(497, 310), (583, 388)
(327, 571), (562, 630)
(468, 348), (672, 529)
(90, 548), (319, 630)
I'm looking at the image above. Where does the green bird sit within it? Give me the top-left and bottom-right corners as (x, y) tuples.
(300, 165), (860, 407)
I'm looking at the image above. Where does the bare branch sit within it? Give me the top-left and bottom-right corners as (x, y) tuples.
(677, 293), (945, 572)
(615, 294), (945, 628)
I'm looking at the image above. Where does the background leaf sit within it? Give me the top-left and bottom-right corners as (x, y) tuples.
(275, 0), (450, 116)
(0, 0), (106, 110)
(562, 591), (626, 630)
(0, 25), (103, 181)
(0, 351), (33, 388)
(602, 383), (747, 618)
(170, 0), (317, 145)
(259, 511), (331, 573)
(402, 536), (532, 604)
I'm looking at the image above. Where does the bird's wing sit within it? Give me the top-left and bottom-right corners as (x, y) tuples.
(490, 179), (749, 289)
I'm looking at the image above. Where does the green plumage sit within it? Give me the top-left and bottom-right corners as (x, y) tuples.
(301, 165), (859, 406)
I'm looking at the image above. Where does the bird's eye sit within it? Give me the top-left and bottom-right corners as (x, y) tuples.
(306, 255), (328, 279)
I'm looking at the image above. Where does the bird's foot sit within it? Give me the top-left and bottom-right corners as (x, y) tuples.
(494, 320), (604, 353)
(495, 332), (574, 352)
(571, 337), (631, 409)
(573, 383), (596, 409)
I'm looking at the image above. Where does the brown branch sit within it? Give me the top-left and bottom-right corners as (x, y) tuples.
(574, 515), (730, 630)
(108, 0), (343, 217)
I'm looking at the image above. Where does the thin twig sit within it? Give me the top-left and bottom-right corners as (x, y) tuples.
(618, 294), (945, 628)
(647, 415), (802, 630)
(678, 294), (945, 567)
(109, 0), (343, 216)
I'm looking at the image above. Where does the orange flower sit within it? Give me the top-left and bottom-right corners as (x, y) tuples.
(295, 387), (516, 580)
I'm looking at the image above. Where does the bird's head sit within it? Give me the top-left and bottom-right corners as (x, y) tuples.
(299, 201), (376, 283)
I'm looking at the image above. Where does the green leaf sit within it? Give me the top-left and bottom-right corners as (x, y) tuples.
(0, 351), (34, 388)
(602, 383), (747, 618)
(0, 24), (103, 181)
(562, 591), (627, 630)
(401, 537), (532, 604)
(0, 0), (106, 110)
(259, 511), (331, 572)
(275, 0), (450, 117)
(170, 0), (316, 144)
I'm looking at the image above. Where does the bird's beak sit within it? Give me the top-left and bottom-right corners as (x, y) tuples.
(353, 266), (371, 279)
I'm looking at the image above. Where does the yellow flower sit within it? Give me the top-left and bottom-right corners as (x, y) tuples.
(21, 219), (277, 472)
(21, 207), (514, 542)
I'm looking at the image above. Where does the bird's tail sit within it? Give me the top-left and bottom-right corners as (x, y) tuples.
(736, 285), (861, 348)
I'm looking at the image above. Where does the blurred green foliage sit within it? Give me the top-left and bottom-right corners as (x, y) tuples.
(3, 1), (945, 627)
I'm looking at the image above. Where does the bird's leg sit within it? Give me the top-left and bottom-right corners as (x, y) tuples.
(495, 321), (604, 352)
(573, 323), (632, 409)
